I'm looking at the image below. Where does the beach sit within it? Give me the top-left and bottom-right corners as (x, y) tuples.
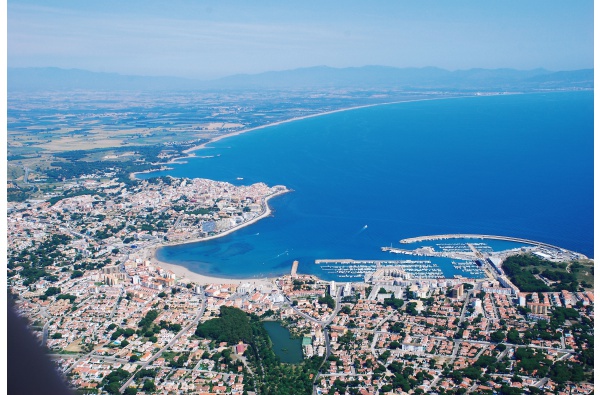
(149, 244), (276, 286)
(180, 96), (471, 157)
(131, 91), (595, 282)
(132, 96), (472, 182)
(146, 187), (289, 284)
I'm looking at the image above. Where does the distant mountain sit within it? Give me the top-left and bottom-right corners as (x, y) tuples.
(523, 69), (594, 87)
(8, 66), (593, 92)
(212, 66), (592, 90)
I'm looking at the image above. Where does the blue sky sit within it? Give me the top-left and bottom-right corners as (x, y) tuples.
(7, 0), (594, 79)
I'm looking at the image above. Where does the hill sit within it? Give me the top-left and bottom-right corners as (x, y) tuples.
(8, 65), (593, 92)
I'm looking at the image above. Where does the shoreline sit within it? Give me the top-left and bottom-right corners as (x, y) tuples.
(132, 96), (474, 281)
(148, 188), (290, 284)
(131, 94), (488, 180)
(162, 187), (290, 247)
(148, 243), (277, 286)
(135, 93), (525, 283)
(181, 95), (474, 156)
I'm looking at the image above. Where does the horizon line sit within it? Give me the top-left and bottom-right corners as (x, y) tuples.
(7, 64), (594, 82)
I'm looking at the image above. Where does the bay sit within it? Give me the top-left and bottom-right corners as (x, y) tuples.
(140, 91), (594, 280)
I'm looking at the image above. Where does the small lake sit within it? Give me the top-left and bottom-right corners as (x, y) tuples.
(262, 321), (303, 364)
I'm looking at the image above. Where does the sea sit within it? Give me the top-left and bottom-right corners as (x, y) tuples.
(138, 91), (594, 281)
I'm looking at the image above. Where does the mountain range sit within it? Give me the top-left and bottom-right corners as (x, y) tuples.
(8, 66), (593, 92)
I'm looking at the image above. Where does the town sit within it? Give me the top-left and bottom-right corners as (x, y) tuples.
(7, 175), (594, 395)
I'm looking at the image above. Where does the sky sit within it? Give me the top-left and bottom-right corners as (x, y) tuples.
(7, 0), (595, 79)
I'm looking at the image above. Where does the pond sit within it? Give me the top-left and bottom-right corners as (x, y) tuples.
(262, 321), (303, 364)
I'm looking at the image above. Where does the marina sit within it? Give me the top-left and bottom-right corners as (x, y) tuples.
(451, 260), (486, 278)
(436, 242), (493, 254)
(146, 93), (591, 281)
(315, 259), (446, 280)
(399, 234), (588, 260)
(381, 246), (475, 260)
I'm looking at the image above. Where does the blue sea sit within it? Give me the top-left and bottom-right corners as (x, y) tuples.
(139, 92), (594, 280)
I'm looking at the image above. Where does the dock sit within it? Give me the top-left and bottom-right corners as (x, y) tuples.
(381, 246), (475, 261)
(315, 259), (418, 266)
(315, 259), (436, 270)
(316, 259), (445, 280)
(291, 260), (299, 277)
(400, 234), (565, 251)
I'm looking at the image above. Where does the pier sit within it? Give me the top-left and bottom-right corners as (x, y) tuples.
(316, 259), (445, 280)
(400, 234), (569, 252)
(315, 259), (423, 268)
(291, 260), (299, 277)
(396, 234), (588, 262)
(381, 246), (475, 261)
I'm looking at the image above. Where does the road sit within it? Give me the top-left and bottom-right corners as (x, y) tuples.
(368, 312), (395, 358)
(42, 319), (53, 346)
(39, 306), (52, 347)
(310, 287), (343, 395)
(429, 336), (574, 355)
(451, 290), (474, 358)
(286, 287), (343, 327)
(119, 296), (206, 393)
(323, 289), (343, 326)
(109, 287), (125, 320)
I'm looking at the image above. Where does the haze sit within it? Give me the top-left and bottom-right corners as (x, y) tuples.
(8, 0), (593, 79)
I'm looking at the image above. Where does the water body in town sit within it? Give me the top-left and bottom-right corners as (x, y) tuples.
(140, 91), (593, 280)
(262, 321), (304, 364)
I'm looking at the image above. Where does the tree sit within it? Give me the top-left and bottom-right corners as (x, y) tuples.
(44, 287), (61, 297)
(490, 330), (505, 343)
(383, 293), (404, 310)
(318, 294), (336, 309)
(71, 270), (84, 279)
(195, 306), (253, 344)
(378, 350), (391, 361)
(506, 329), (521, 344)
(142, 380), (156, 392)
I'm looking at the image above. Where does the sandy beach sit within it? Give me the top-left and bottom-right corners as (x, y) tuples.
(132, 95), (475, 181)
(181, 97), (457, 156)
(148, 244), (276, 286)
(145, 188), (289, 285)
(133, 96), (474, 283)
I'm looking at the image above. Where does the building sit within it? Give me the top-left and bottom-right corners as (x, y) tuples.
(451, 284), (464, 299)
(527, 302), (549, 315)
(483, 287), (513, 296)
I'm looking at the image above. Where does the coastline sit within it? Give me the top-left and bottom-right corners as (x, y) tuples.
(131, 97), (470, 281)
(148, 243), (276, 286)
(181, 96), (470, 156)
(131, 94), (485, 180)
(134, 93), (526, 283)
(160, 187), (289, 247)
(148, 188), (290, 284)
